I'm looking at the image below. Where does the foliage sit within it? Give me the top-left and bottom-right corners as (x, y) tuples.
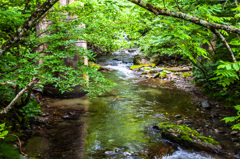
(0, 123), (8, 139)
(0, 143), (20, 159)
(182, 72), (192, 78)
(159, 71), (167, 78)
(222, 105), (240, 131)
(19, 99), (41, 119)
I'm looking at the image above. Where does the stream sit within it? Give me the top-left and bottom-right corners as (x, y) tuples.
(23, 49), (230, 159)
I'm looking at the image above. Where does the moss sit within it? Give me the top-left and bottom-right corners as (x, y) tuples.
(130, 64), (156, 70)
(164, 68), (176, 72)
(149, 70), (158, 73)
(175, 72), (181, 75)
(182, 72), (192, 78)
(159, 71), (167, 78)
(158, 123), (219, 145)
(130, 65), (143, 69)
(89, 61), (102, 70)
(0, 142), (20, 159)
(143, 67), (152, 70)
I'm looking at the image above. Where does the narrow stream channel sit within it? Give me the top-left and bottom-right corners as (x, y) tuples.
(23, 50), (226, 159)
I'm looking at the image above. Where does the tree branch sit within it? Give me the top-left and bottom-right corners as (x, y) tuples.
(174, 0), (182, 12)
(0, 0), (59, 58)
(212, 29), (237, 62)
(127, 0), (240, 35)
(235, 0), (238, 7)
(0, 78), (39, 114)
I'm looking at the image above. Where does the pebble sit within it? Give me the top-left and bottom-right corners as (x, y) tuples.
(62, 115), (70, 119)
(41, 113), (49, 117)
(176, 120), (183, 124)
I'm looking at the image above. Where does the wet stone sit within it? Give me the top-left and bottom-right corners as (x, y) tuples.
(231, 138), (239, 142)
(62, 115), (70, 119)
(105, 151), (116, 155)
(68, 112), (74, 115)
(41, 113), (49, 117)
(201, 100), (211, 109)
(173, 114), (181, 118)
(176, 120), (183, 125)
(230, 131), (239, 135)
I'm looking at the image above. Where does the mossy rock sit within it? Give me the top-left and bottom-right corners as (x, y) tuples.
(158, 123), (222, 153)
(130, 65), (144, 70)
(159, 72), (167, 78)
(130, 64), (155, 70)
(182, 72), (192, 78)
(89, 61), (102, 70)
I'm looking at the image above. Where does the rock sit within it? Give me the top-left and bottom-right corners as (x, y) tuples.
(153, 73), (160, 78)
(201, 100), (211, 109)
(183, 120), (193, 124)
(176, 120), (183, 125)
(68, 112), (74, 115)
(62, 115), (70, 119)
(105, 151), (116, 155)
(231, 138), (239, 142)
(128, 49), (136, 52)
(212, 112), (219, 117)
(158, 123), (222, 153)
(41, 113), (49, 117)
(149, 70), (158, 73)
(122, 151), (133, 156)
(230, 131), (239, 135)
(45, 105), (50, 108)
(32, 87), (43, 93)
(173, 114), (182, 118)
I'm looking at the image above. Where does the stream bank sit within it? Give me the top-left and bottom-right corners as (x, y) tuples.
(23, 49), (240, 159)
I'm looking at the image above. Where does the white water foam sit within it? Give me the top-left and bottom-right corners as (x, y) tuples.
(162, 148), (213, 159)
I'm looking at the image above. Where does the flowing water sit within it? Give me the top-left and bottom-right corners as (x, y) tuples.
(23, 50), (228, 159)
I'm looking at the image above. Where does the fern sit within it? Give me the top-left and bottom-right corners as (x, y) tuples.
(222, 105), (240, 130)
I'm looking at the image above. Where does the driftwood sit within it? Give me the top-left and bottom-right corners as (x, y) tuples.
(0, 78), (39, 114)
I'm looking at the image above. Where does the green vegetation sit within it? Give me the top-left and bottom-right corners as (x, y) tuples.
(0, 123), (8, 139)
(130, 65), (144, 70)
(89, 61), (102, 70)
(182, 72), (192, 78)
(222, 105), (240, 130)
(159, 71), (167, 78)
(130, 64), (156, 70)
